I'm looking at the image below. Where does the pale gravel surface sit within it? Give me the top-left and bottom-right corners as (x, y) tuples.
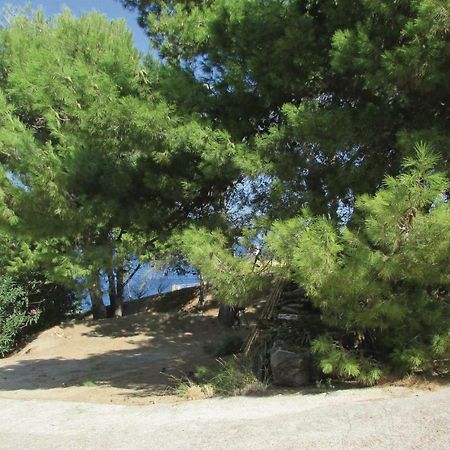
(0, 386), (449, 449)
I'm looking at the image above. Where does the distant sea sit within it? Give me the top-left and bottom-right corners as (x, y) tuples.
(81, 263), (199, 310)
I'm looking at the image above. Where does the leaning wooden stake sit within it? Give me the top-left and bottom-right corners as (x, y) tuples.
(243, 278), (284, 356)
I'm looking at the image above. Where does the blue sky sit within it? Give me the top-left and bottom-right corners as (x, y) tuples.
(0, 0), (150, 52)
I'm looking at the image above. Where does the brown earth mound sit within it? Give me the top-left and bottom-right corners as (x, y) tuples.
(0, 288), (245, 405)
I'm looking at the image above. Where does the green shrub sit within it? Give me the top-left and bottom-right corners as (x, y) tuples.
(211, 358), (266, 395)
(267, 144), (450, 383)
(174, 227), (271, 306)
(189, 358), (267, 396)
(26, 277), (78, 331)
(311, 336), (382, 386)
(0, 276), (40, 356)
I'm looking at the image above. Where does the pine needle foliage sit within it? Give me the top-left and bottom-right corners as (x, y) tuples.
(0, 10), (239, 311)
(267, 144), (449, 383)
(174, 226), (270, 306)
(121, 0), (450, 220)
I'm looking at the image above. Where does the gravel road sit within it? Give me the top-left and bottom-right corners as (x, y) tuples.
(0, 386), (449, 449)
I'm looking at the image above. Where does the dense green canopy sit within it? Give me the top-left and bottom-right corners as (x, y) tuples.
(178, 145), (450, 383)
(0, 10), (239, 316)
(0, 3), (448, 382)
(122, 0), (450, 218)
(117, 0), (450, 381)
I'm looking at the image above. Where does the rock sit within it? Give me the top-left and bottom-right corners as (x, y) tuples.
(270, 343), (311, 387)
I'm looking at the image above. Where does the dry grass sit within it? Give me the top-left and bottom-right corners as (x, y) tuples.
(375, 371), (450, 392)
(173, 357), (268, 398)
(177, 382), (215, 400)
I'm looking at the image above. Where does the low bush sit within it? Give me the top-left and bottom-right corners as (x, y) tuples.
(176, 358), (267, 398)
(209, 358), (267, 395)
(0, 276), (40, 356)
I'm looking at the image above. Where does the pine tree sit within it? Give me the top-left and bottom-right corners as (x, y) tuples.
(174, 226), (270, 306)
(267, 144), (449, 383)
(0, 10), (239, 317)
(121, 0), (450, 219)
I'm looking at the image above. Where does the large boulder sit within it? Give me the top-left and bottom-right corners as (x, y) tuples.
(270, 343), (311, 387)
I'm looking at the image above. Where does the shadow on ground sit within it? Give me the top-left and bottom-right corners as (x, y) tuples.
(0, 309), (249, 401)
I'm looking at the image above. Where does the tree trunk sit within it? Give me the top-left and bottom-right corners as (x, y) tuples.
(198, 272), (206, 309)
(114, 267), (125, 318)
(90, 272), (106, 320)
(107, 270), (118, 318)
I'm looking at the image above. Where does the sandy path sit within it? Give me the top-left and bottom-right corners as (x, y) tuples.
(1, 289), (449, 448)
(0, 303), (241, 405)
(0, 386), (449, 449)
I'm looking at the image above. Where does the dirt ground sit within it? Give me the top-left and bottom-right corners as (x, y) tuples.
(1, 387), (449, 449)
(0, 287), (448, 409)
(1, 287), (449, 449)
(0, 288), (247, 405)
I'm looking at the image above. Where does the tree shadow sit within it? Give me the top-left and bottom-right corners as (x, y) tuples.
(0, 288), (359, 401)
(0, 313), (241, 399)
(78, 310), (220, 339)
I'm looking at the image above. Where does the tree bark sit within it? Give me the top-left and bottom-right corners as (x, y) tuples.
(114, 267), (125, 318)
(107, 262), (134, 318)
(198, 272), (206, 309)
(90, 272), (106, 319)
(107, 270), (118, 318)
